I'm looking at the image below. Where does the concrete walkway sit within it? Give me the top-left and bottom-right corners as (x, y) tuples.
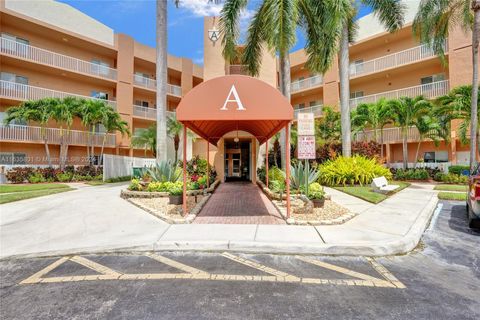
(0, 182), (439, 259)
(194, 182), (285, 224)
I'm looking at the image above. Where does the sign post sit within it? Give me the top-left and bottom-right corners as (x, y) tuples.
(297, 113), (316, 198)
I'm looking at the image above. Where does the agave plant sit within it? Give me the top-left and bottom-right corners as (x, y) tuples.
(146, 160), (181, 183)
(289, 162), (321, 191)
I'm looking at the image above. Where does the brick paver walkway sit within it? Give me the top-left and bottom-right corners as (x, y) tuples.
(193, 182), (286, 224)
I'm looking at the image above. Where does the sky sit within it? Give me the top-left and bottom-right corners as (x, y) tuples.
(59, 0), (373, 66)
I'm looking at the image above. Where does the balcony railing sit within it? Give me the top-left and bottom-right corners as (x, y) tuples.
(291, 75), (323, 93)
(132, 105), (176, 120)
(1, 37), (117, 80)
(349, 80), (450, 108)
(354, 126), (441, 144)
(0, 124), (116, 147)
(132, 75), (182, 97)
(229, 65), (248, 75)
(349, 42), (447, 78)
(293, 104), (323, 119)
(0, 80), (117, 109)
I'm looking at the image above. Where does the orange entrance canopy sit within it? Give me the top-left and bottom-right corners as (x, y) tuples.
(176, 75), (293, 145)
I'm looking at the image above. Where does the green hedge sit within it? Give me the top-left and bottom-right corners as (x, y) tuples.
(448, 165), (470, 175)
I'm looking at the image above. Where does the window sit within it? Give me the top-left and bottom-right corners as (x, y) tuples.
(354, 59), (364, 73)
(309, 100), (322, 107)
(135, 100), (149, 108)
(0, 152), (26, 165)
(1, 33), (29, 57)
(350, 91), (364, 99)
(0, 111), (26, 126)
(91, 91), (108, 100)
(91, 59), (110, 76)
(421, 73), (445, 85)
(423, 151), (448, 163)
(1, 72), (28, 85)
(94, 124), (106, 133)
(133, 128), (147, 136)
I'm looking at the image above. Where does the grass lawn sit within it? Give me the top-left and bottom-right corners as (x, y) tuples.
(333, 181), (411, 204)
(437, 192), (467, 201)
(0, 183), (73, 204)
(433, 184), (468, 192)
(0, 183), (70, 193)
(85, 180), (105, 186)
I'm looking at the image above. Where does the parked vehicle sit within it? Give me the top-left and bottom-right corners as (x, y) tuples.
(466, 164), (480, 228)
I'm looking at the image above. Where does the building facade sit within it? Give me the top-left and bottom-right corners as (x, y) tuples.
(0, 0), (478, 174)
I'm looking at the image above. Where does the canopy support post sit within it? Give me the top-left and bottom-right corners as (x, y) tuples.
(206, 139), (210, 188)
(182, 125), (187, 216)
(285, 124), (291, 219)
(265, 139), (269, 188)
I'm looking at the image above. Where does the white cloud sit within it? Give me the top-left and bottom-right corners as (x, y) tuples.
(178, 0), (253, 20)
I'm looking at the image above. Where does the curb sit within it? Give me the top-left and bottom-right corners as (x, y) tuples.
(0, 194), (439, 260)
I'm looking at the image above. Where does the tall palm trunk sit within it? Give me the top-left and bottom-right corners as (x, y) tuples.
(380, 128), (384, 160)
(99, 134), (107, 166)
(414, 139), (422, 168)
(402, 127), (408, 169)
(156, 0), (168, 163)
(86, 126), (91, 165)
(279, 51), (291, 170)
(174, 134), (180, 164)
(91, 126), (96, 165)
(339, 23), (351, 157)
(41, 126), (52, 167)
(470, 1), (480, 171)
(273, 139), (279, 167)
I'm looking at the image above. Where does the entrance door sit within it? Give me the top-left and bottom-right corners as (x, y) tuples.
(224, 139), (251, 181)
(231, 153), (241, 177)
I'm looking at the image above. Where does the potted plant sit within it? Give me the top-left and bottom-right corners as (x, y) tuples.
(308, 182), (326, 208)
(168, 183), (184, 205)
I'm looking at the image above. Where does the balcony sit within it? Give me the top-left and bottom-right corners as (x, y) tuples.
(349, 42), (447, 78)
(293, 104), (323, 119)
(229, 65), (249, 75)
(291, 75), (323, 93)
(0, 37), (117, 80)
(0, 80), (117, 109)
(132, 75), (182, 97)
(0, 124), (116, 147)
(349, 80), (450, 108)
(132, 105), (176, 120)
(354, 126), (440, 144)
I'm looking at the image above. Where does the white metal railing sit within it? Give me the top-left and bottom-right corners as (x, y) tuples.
(0, 80), (117, 109)
(387, 162), (451, 173)
(0, 124), (116, 147)
(132, 74), (182, 97)
(294, 104), (323, 119)
(291, 75), (323, 92)
(132, 105), (176, 120)
(349, 42), (447, 77)
(1, 37), (117, 80)
(354, 126), (441, 143)
(349, 80), (450, 108)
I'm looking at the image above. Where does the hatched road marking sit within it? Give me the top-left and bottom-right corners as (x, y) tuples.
(20, 254), (405, 289)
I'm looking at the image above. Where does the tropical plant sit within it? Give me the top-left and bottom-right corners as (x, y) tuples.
(339, 0), (406, 157)
(289, 161), (321, 190)
(220, 0), (350, 169)
(167, 116), (196, 163)
(435, 85), (480, 146)
(268, 166), (286, 188)
(318, 155), (392, 186)
(448, 165), (471, 175)
(414, 0), (480, 171)
(132, 125), (157, 157)
(307, 182), (325, 200)
(350, 98), (392, 159)
(4, 98), (58, 167)
(99, 107), (130, 165)
(386, 96), (431, 169)
(413, 114), (442, 168)
(315, 106), (341, 144)
(146, 160), (181, 182)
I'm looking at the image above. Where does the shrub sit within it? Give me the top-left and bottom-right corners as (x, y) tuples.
(189, 181), (200, 190)
(128, 179), (142, 191)
(308, 182), (325, 200)
(184, 155), (217, 181)
(198, 176), (207, 188)
(147, 160), (181, 182)
(257, 166), (266, 184)
(434, 172), (445, 182)
(56, 172), (73, 182)
(393, 169), (429, 181)
(268, 166), (286, 186)
(76, 165), (100, 177)
(105, 175), (131, 183)
(146, 181), (166, 192)
(36, 167), (59, 181)
(6, 167), (34, 183)
(270, 179), (285, 194)
(352, 141), (382, 159)
(318, 155), (392, 186)
(448, 165), (470, 175)
(441, 173), (468, 185)
(316, 143), (342, 163)
(28, 172), (46, 183)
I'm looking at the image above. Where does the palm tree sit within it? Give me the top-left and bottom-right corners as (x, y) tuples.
(220, 0), (349, 169)
(77, 99), (107, 165)
(339, 1), (405, 158)
(413, 114), (441, 168)
(386, 96), (431, 169)
(316, 106), (341, 145)
(99, 108), (130, 165)
(414, 0), (480, 171)
(132, 125), (157, 158)
(4, 98), (57, 167)
(156, 0), (168, 164)
(166, 116), (196, 163)
(435, 85), (480, 147)
(350, 98), (392, 159)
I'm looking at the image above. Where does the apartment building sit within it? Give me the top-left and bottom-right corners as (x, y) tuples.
(0, 0), (477, 169)
(0, 0), (202, 166)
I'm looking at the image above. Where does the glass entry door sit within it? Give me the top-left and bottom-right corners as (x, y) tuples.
(231, 154), (241, 177)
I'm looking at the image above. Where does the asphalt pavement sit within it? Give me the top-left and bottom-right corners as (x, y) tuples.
(0, 200), (479, 320)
